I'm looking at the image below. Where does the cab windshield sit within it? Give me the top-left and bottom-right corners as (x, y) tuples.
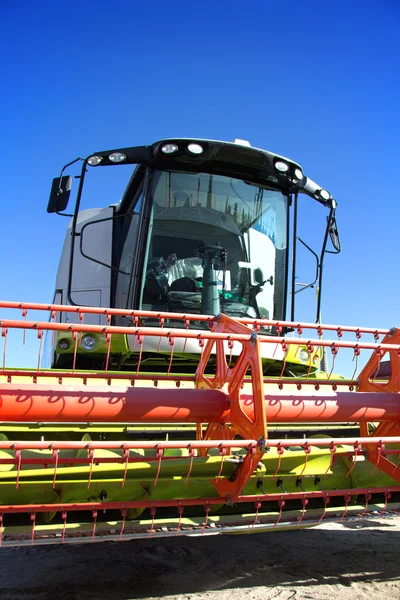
(140, 170), (288, 322)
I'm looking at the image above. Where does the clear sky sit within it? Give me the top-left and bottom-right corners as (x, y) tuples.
(1, 1), (400, 374)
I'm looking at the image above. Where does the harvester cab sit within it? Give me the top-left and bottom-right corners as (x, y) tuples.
(0, 137), (399, 547)
(47, 138), (340, 375)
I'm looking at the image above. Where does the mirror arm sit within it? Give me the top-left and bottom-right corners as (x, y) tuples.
(295, 282), (316, 294)
(67, 160), (88, 306)
(55, 210), (74, 218)
(315, 205), (334, 323)
(60, 157), (84, 177)
(294, 237), (319, 294)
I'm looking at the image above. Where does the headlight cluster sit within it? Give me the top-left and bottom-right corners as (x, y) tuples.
(299, 347), (321, 365)
(160, 142), (205, 156)
(88, 152), (127, 166)
(274, 159), (304, 183)
(58, 334), (97, 352)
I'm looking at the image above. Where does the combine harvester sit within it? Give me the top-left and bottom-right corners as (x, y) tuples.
(0, 138), (399, 546)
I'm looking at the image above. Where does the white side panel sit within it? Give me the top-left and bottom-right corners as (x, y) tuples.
(55, 207), (113, 325)
(248, 228), (276, 319)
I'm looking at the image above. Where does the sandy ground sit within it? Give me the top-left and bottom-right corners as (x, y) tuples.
(0, 516), (399, 600)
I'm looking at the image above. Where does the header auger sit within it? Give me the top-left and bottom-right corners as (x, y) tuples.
(0, 137), (399, 546)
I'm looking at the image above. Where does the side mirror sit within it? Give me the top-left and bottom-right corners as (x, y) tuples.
(328, 216), (341, 253)
(47, 176), (72, 213)
(253, 267), (265, 285)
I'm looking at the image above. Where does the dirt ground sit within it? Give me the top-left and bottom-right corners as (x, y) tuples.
(0, 516), (399, 600)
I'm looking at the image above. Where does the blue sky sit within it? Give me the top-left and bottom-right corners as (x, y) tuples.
(1, 1), (400, 373)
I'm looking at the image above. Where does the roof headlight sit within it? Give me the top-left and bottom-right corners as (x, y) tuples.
(187, 143), (204, 155)
(275, 160), (289, 173)
(318, 189), (331, 201)
(161, 143), (178, 154)
(109, 152), (127, 163)
(294, 168), (303, 180)
(88, 155), (102, 166)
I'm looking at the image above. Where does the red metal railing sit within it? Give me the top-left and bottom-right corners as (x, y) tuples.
(0, 485), (399, 546)
(0, 301), (400, 544)
(0, 301), (397, 386)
